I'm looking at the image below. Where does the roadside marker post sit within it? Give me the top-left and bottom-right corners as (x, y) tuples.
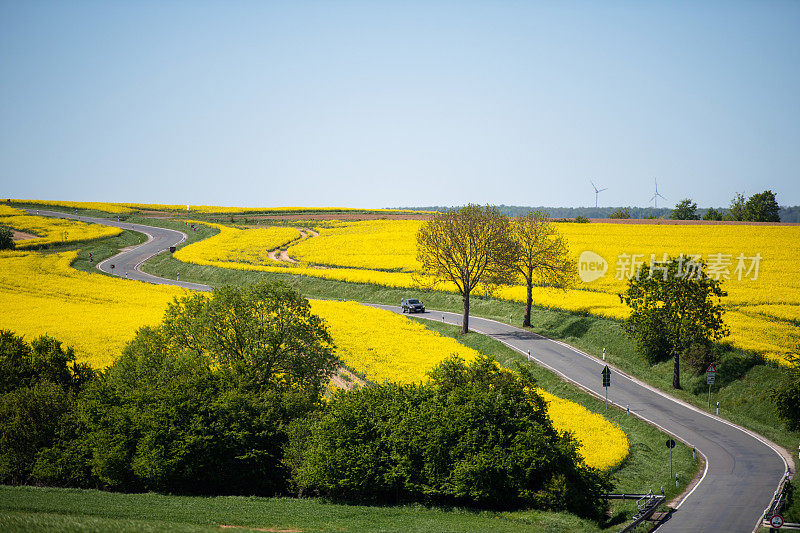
(602, 365), (611, 410)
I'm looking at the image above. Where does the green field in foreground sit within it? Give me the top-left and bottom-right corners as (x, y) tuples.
(0, 486), (602, 533)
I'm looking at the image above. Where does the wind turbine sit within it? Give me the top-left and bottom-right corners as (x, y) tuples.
(650, 178), (666, 208)
(591, 181), (608, 208)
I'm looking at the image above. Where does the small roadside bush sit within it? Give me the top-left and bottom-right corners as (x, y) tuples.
(0, 227), (14, 250)
(683, 341), (718, 375)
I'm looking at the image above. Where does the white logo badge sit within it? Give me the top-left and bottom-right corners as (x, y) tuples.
(579, 251), (608, 283)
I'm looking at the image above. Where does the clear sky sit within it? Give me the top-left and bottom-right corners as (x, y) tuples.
(1, 1), (799, 208)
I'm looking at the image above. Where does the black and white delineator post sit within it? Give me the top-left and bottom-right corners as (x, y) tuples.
(602, 365), (611, 409)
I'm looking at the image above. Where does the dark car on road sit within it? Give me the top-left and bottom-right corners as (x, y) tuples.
(401, 298), (426, 313)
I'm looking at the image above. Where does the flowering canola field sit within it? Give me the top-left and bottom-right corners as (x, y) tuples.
(0, 250), (186, 367)
(176, 219), (800, 364)
(311, 300), (629, 471)
(0, 205), (121, 247)
(10, 199), (423, 215)
(173, 221), (300, 268)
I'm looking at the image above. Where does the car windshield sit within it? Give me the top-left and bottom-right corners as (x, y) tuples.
(407, 299), (420, 304)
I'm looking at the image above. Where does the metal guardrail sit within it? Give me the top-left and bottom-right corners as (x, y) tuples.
(606, 492), (666, 532)
(762, 474), (792, 529)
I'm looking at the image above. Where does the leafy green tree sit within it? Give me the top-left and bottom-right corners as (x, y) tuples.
(0, 227), (14, 250)
(0, 382), (68, 484)
(670, 199), (700, 220)
(417, 205), (518, 334)
(292, 356), (610, 519)
(703, 207), (723, 221)
(161, 281), (337, 395)
(745, 190), (780, 222)
(0, 331), (94, 395)
(0, 331), (95, 485)
(75, 281), (338, 494)
(608, 208), (630, 219)
(511, 210), (576, 327)
(619, 257), (729, 389)
(725, 193), (748, 221)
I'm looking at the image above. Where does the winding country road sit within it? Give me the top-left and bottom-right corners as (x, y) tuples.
(34, 210), (793, 532)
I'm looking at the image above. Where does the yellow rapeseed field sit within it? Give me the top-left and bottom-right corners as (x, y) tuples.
(290, 220), (422, 271)
(311, 300), (629, 471)
(10, 199), (424, 215)
(173, 221), (300, 268)
(9, 200), (135, 214)
(0, 205), (122, 247)
(176, 219), (798, 364)
(0, 250), (186, 367)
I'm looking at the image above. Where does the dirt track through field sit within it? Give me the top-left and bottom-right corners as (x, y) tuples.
(267, 228), (317, 264)
(11, 230), (37, 241)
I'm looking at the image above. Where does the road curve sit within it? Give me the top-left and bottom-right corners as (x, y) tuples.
(32, 210), (792, 532)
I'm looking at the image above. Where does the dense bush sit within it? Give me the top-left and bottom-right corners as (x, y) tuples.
(772, 353), (800, 431)
(683, 341), (719, 375)
(290, 356), (610, 519)
(627, 311), (671, 364)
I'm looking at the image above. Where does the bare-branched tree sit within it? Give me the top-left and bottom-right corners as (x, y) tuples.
(416, 204), (517, 334)
(511, 211), (576, 328)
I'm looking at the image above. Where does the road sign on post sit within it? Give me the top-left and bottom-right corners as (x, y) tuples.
(602, 366), (611, 409)
(666, 438), (676, 480)
(706, 364), (717, 409)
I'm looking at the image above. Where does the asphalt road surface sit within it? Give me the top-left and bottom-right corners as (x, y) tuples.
(32, 210), (792, 532)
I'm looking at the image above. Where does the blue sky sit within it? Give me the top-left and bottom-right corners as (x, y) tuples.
(1, 1), (798, 208)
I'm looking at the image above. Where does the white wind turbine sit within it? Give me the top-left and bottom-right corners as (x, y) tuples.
(650, 178), (666, 208)
(591, 180), (608, 208)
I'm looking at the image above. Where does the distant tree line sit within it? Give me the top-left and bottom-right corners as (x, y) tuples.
(397, 193), (798, 222)
(670, 190), (782, 222)
(0, 281), (610, 520)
